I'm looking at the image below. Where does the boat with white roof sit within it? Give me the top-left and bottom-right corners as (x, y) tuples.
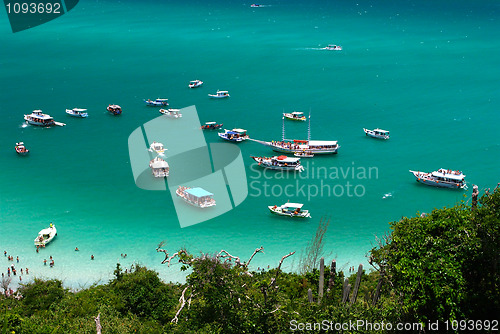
(66, 108), (88, 118)
(323, 44), (342, 50)
(24, 110), (65, 127)
(251, 155), (304, 172)
(149, 157), (169, 178)
(159, 108), (182, 118)
(208, 90), (230, 98)
(283, 111), (307, 121)
(201, 121), (223, 130)
(144, 98), (169, 106)
(189, 80), (203, 88)
(218, 129), (249, 142)
(364, 128), (390, 139)
(107, 104), (122, 115)
(34, 223), (57, 246)
(294, 151), (314, 158)
(148, 141), (166, 155)
(268, 202), (311, 218)
(176, 186), (216, 208)
(15, 142), (29, 155)
(409, 168), (467, 189)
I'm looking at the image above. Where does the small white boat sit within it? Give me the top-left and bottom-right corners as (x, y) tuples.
(363, 128), (390, 139)
(251, 155), (304, 172)
(294, 151), (314, 158)
(144, 98), (169, 106)
(251, 4), (261, 7)
(15, 142), (29, 155)
(268, 203), (311, 218)
(159, 108), (182, 118)
(189, 80), (203, 88)
(323, 44), (342, 50)
(149, 157), (169, 178)
(409, 169), (467, 189)
(208, 90), (230, 98)
(201, 121), (223, 130)
(218, 129), (249, 142)
(66, 108), (88, 118)
(107, 104), (122, 115)
(24, 110), (56, 127)
(176, 186), (216, 208)
(34, 223), (57, 246)
(148, 141), (166, 155)
(283, 111), (307, 121)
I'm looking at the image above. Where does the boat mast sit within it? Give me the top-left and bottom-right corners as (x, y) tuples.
(282, 115), (285, 141)
(307, 110), (311, 142)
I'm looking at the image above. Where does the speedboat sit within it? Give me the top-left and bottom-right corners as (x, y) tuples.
(323, 44), (342, 50)
(294, 151), (314, 158)
(251, 155), (304, 172)
(15, 142), (29, 155)
(268, 203), (311, 218)
(409, 169), (467, 189)
(149, 157), (169, 178)
(34, 223), (57, 246)
(208, 90), (230, 98)
(201, 121), (223, 130)
(66, 108), (88, 118)
(283, 111), (307, 121)
(107, 104), (122, 115)
(176, 186), (216, 208)
(144, 98), (169, 106)
(148, 141), (166, 155)
(24, 110), (56, 127)
(189, 80), (203, 88)
(159, 108), (182, 118)
(363, 128), (390, 139)
(218, 129), (249, 142)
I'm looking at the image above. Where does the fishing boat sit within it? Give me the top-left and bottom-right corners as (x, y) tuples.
(251, 155), (304, 172)
(363, 128), (390, 139)
(208, 90), (230, 98)
(107, 104), (122, 115)
(283, 111), (306, 121)
(323, 44), (342, 50)
(201, 121), (223, 130)
(15, 142), (29, 155)
(66, 108), (88, 118)
(268, 203), (311, 218)
(189, 80), (203, 88)
(148, 141), (166, 155)
(159, 108), (182, 118)
(24, 110), (64, 127)
(144, 98), (169, 106)
(294, 151), (314, 158)
(409, 169), (467, 189)
(176, 186), (216, 208)
(149, 157), (169, 177)
(218, 129), (249, 142)
(34, 223), (57, 246)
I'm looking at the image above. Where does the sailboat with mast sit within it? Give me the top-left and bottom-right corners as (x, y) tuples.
(252, 113), (340, 154)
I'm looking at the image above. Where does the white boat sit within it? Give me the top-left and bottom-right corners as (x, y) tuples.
(144, 98), (169, 106)
(409, 169), (467, 189)
(363, 128), (389, 139)
(66, 108), (88, 118)
(283, 111), (306, 121)
(208, 90), (230, 98)
(34, 223), (57, 246)
(323, 44), (342, 50)
(189, 80), (203, 88)
(107, 104), (122, 115)
(148, 141), (166, 155)
(218, 129), (249, 142)
(268, 203), (311, 218)
(294, 151), (314, 158)
(24, 110), (56, 127)
(159, 108), (182, 118)
(149, 157), (169, 177)
(176, 186), (216, 208)
(15, 142), (29, 155)
(251, 4), (261, 7)
(251, 155), (304, 172)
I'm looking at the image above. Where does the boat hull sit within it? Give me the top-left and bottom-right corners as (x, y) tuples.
(410, 171), (466, 189)
(268, 206), (311, 218)
(218, 133), (248, 142)
(66, 110), (88, 118)
(270, 143), (338, 154)
(364, 129), (389, 140)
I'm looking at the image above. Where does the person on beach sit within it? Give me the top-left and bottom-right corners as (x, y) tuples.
(43, 259), (47, 265)
(25, 268), (28, 274)
(3, 251), (6, 257)
(16, 256), (19, 263)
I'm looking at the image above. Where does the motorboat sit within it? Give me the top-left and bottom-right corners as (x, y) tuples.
(268, 203), (311, 218)
(149, 157), (169, 177)
(24, 110), (64, 127)
(251, 155), (304, 172)
(323, 44), (342, 50)
(107, 104), (122, 115)
(294, 151), (314, 158)
(283, 111), (306, 121)
(65, 108), (88, 118)
(34, 223), (57, 246)
(363, 128), (390, 139)
(176, 186), (216, 208)
(218, 128), (249, 142)
(189, 80), (203, 88)
(208, 90), (230, 98)
(251, 4), (261, 7)
(201, 121), (223, 130)
(409, 169), (467, 189)
(159, 108), (182, 118)
(148, 141), (166, 155)
(15, 142), (29, 155)
(144, 98), (169, 106)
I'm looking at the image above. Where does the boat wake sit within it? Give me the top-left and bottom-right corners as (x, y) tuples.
(20, 123), (28, 128)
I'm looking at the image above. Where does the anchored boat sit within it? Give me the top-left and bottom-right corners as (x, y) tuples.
(34, 223), (57, 246)
(268, 203), (311, 218)
(251, 155), (304, 172)
(189, 80), (203, 88)
(208, 90), (230, 98)
(15, 142), (29, 155)
(363, 128), (390, 139)
(176, 186), (216, 208)
(149, 157), (169, 178)
(283, 111), (306, 121)
(218, 129), (249, 142)
(144, 98), (169, 107)
(24, 110), (65, 127)
(201, 121), (223, 130)
(409, 169), (467, 189)
(107, 104), (122, 115)
(66, 108), (88, 118)
(159, 108), (182, 118)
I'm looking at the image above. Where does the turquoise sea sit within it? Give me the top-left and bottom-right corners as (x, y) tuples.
(1, 0), (499, 288)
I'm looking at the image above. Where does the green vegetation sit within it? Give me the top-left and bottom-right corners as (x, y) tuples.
(1, 187), (498, 333)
